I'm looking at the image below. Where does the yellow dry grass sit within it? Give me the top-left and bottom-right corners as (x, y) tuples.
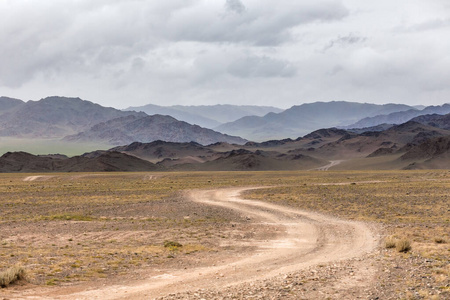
(0, 170), (448, 299)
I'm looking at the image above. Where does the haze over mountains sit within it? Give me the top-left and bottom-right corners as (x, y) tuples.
(125, 104), (283, 129)
(215, 102), (416, 141)
(345, 104), (450, 129)
(0, 96), (449, 171)
(0, 96), (144, 138)
(2, 112), (449, 172)
(64, 114), (246, 145)
(0, 96), (245, 146)
(83, 112), (450, 171)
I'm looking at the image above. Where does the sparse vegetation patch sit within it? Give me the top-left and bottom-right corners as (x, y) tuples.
(164, 241), (183, 250)
(0, 266), (25, 288)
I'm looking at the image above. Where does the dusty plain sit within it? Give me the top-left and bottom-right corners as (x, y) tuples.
(0, 170), (449, 299)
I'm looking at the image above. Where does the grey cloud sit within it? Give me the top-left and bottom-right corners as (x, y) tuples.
(322, 33), (367, 52)
(225, 0), (246, 14)
(227, 56), (296, 78)
(0, 1), (196, 87)
(1, 1), (450, 109)
(167, 0), (349, 46)
(0, 0), (348, 88)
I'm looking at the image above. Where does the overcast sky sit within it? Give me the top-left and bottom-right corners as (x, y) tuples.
(1, 0), (450, 109)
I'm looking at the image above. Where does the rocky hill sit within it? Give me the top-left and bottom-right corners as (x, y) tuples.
(0, 151), (160, 172)
(110, 141), (215, 162)
(401, 136), (450, 169)
(409, 113), (450, 130)
(64, 114), (247, 146)
(315, 121), (450, 159)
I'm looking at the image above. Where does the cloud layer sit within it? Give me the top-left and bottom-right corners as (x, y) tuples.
(1, 0), (449, 108)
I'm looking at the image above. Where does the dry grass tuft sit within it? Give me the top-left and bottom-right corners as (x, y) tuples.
(385, 237), (396, 249)
(0, 266), (26, 288)
(395, 239), (412, 253)
(434, 237), (446, 244)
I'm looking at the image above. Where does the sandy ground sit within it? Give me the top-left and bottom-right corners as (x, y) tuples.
(2, 187), (379, 299)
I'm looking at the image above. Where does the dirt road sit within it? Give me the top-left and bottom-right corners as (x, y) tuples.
(9, 187), (379, 299)
(314, 160), (344, 171)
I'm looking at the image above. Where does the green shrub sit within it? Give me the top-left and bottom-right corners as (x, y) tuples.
(164, 240), (182, 250)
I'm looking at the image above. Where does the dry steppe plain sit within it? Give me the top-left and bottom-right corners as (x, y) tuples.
(0, 170), (448, 299)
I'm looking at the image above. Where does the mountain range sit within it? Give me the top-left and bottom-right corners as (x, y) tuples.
(344, 104), (450, 129)
(0, 96), (144, 138)
(124, 104), (283, 128)
(215, 101), (416, 141)
(0, 96), (245, 146)
(3, 112), (448, 172)
(0, 96), (449, 171)
(64, 114), (246, 145)
(0, 151), (160, 172)
(113, 113), (450, 170)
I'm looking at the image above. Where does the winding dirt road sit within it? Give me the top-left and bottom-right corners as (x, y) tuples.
(11, 187), (378, 299)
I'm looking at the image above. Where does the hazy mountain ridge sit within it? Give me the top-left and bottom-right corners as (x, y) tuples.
(2, 113), (449, 172)
(108, 116), (450, 170)
(0, 96), (25, 112)
(345, 104), (450, 129)
(64, 114), (247, 146)
(0, 96), (145, 138)
(125, 104), (283, 128)
(215, 101), (415, 141)
(1, 96), (449, 171)
(0, 96), (247, 146)
(125, 104), (222, 128)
